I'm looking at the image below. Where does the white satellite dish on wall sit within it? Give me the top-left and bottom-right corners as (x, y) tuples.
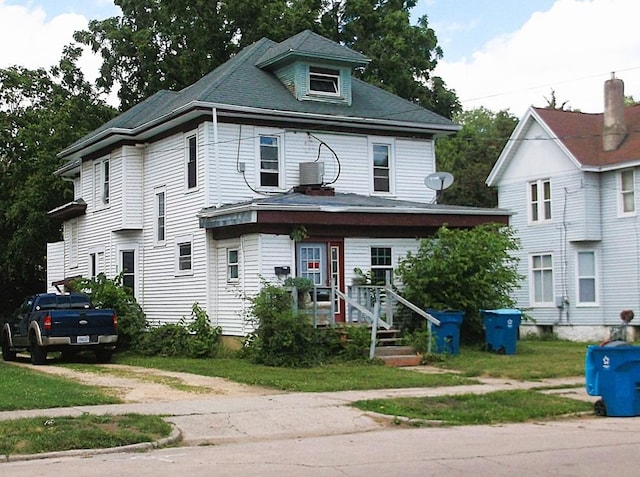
(424, 172), (454, 203)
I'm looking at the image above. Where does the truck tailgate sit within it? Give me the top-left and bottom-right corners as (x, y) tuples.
(47, 309), (116, 339)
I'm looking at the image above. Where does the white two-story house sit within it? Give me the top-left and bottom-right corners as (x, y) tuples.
(47, 30), (508, 337)
(488, 75), (640, 341)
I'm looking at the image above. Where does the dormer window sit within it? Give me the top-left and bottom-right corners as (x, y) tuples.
(309, 67), (340, 95)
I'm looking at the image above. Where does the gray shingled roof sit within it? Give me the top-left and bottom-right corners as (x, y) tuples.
(61, 32), (457, 157)
(255, 29), (370, 67)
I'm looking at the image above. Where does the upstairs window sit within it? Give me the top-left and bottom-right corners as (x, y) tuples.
(529, 179), (551, 223)
(186, 135), (197, 190)
(93, 158), (110, 209)
(177, 240), (192, 274)
(619, 169), (635, 215)
(155, 189), (166, 244)
(259, 135), (280, 187)
(309, 67), (340, 95)
(373, 144), (391, 193)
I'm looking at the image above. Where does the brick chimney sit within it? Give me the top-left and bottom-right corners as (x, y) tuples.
(603, 73), (627, 151)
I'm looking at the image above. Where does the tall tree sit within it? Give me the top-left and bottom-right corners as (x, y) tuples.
(435, 107), (518, 207)
(74, 0), (459, 117)
(0, 47), (116, 317)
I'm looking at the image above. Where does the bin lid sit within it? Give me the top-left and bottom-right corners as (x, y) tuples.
(481, 308), (522, 316)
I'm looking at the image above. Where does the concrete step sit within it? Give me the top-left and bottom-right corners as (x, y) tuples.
(375, 345), (415, 357)
(378, 354), (423, 367)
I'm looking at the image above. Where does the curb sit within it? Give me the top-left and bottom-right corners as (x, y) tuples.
(0, 422), (182, 463)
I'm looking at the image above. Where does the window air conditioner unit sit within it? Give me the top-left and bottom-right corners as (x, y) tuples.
(299, 162), (324, 186)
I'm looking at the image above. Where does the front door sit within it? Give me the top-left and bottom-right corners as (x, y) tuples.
(296, 241), (345, 322)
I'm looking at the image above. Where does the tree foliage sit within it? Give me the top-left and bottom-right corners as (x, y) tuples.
(395, 224), (523, 342)
(436, 107), (518, 207)
(74, 0), (459, 117)
(0, 48), (116, 318)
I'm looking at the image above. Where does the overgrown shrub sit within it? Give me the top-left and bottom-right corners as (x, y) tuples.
(396, 224), (522, 343)
(72, 274), (147, 350)
(136, 303), (222, 358)
(339, 325), (372, 361)
(242, 283), (340, 367)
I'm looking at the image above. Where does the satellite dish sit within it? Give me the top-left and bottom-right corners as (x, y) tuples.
(424, 172), (454, 191)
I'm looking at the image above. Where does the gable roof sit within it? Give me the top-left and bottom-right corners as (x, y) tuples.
(487, 104), (640, 186)
(59, 32), (457, 161)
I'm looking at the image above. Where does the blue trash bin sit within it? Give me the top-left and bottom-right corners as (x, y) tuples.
(585, 344), (640, 417)
(480, 309), (522, 355)
(426, 309), (464, 355)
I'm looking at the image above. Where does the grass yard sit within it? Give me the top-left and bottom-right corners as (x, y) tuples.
(430, 340), (590, 380)
(352, 389), (593, 426)
(0, 413), (171, 456)
(0, 361), (121, 412)
(111, 355), (477, 392)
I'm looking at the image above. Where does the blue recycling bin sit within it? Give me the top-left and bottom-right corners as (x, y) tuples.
(481, 309), (522, 355)
(427, 309), (464, 354)
(585, 344), (640, 417)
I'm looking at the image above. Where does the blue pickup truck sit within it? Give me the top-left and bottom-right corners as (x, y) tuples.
(1, 293), (118, 365)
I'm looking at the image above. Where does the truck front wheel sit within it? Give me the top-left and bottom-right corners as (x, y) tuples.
(1, 333), (16, 361)
(29, 335), (47, 365)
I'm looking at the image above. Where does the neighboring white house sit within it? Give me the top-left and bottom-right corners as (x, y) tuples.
(487, 75), (640, 341)
(47, 30), (509, 336)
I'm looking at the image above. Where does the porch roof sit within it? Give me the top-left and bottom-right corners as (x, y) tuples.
(198, 192), (511, 237)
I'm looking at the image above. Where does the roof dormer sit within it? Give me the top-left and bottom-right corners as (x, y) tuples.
(256, 30), (370, 106)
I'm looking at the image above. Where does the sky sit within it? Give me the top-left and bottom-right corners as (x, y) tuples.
(1, 0), (639, 117)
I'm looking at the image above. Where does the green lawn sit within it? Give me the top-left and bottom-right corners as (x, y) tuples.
(0, 361), (120, 412)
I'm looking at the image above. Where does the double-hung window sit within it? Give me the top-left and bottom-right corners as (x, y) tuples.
(371, 247), (392, 285)
(259, 135), (280, 187)
(176, 237), (192, 275)
(531, 253), (554, 305)
(186, 135), (197, 190)
(619, 169), (635, 215)
(309, 66), (340, 95)
(227, 249), (239, 282)
(93, 158), (110, 209)
(577, 251), (597, 305)
(373, 143), (391, 193)
(529, 179), (551, 223)
(155, 188), (166, 244)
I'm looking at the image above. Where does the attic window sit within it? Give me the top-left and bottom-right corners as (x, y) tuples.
(309, 67), (340, 95)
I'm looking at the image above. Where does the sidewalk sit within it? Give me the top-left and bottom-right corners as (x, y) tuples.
(0, 375), (591, 451)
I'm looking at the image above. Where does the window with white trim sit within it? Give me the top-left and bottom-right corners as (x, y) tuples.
(372, 143), (391, 193)
(309, 66), (340, 95)
(177, 241), (192, 273)
(529, 179), (551, 223)
(186, 134), (197, 190)
(89, 249), (104, 280)
(531, 253), (554, 304)
(93, 158), (110, 209)
(371, 247), (392, 285)
(619, 169), (635, 215)
(259, 135), (280, 188)
(227, 249), (239, 282)
(577, 251), (597, 304)
(69, 219), (78, 268)
(155, 188), (166, 244)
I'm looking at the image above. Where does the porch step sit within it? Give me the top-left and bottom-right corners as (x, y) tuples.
(375, 345), (422, 367)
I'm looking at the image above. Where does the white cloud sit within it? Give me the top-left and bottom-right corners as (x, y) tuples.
(435, 0), (640, 117)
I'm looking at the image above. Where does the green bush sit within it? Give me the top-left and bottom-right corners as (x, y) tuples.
(243, 283), (340, 367)
(396, 224), (522, 343)
(72, 274), (147, 350)
(137, 303), (222, 358)
(339, 325), (372, 361)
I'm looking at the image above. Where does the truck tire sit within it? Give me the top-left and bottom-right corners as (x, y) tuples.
(1, 333), (16, 361)
(30, 335), (47, 365)
(94, 349), (113, 363)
